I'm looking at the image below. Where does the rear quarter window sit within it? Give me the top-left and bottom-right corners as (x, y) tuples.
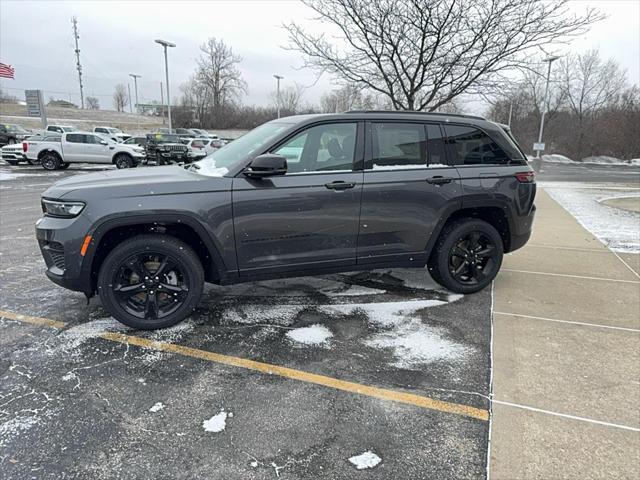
(444, 125), (525, 166)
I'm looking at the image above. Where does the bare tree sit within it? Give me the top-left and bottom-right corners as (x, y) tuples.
(320, 84), (380, 112)
(86, 96), (100, 110)
(558, 50), (627, 157)
(271, 83), (305, 114)
(285, 0), (603, 111)
(180, 76), (211, 126)
(113, 84), (129, 112)
(197, 38), (247, 112)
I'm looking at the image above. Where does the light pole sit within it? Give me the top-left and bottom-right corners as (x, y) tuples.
(155, 39), (175, 130)
(273, 74), (283, 119)
(535, 55), (560, 158)
(129, 74), (141, 113)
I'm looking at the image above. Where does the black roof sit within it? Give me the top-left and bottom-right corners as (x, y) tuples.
(343, 110), (485, 120)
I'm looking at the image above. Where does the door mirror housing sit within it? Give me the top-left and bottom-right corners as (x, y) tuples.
(244, 154), (287, 178)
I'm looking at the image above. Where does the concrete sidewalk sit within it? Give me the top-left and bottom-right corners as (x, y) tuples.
(490, 188), (640, 479)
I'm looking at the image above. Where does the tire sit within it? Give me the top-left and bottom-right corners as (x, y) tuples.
(427, 218), (503, 294)
(114, 154), (133, 169)
(60, 162), (71, 170)
(97, 234), (204, 329)
(41, 152), (62, 170)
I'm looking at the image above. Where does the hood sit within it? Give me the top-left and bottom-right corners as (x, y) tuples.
(43, 165), (231, 200)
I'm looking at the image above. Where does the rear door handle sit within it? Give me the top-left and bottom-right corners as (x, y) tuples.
(325, 181), (356, 190)
(426, 176), (453, 185)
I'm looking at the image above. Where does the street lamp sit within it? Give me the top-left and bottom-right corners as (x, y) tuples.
(274, 74), (283, 119)
(155, 39), (176, 130)
(535, 55), (560, 159)
(129, 74), (141, 113)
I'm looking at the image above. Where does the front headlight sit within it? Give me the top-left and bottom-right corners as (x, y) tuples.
(42, 199), (85, 218)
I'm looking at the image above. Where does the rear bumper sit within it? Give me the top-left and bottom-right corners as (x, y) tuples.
(508, 204), (536, 253)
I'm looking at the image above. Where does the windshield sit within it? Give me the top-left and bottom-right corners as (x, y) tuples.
(107, 128), (122, 134)
(190, 122), (292, 177)
(7, 124), (29, 133)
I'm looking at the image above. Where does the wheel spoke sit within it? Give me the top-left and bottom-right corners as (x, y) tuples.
(160, 283), (188, 295)
(476, 244), (495, 257)
(451, 245), (468, 258)
(145, 291), (159, 319)
(471, 264), (487, 282)
(452, 260), (468, 278)
(114, 283), (144, 298)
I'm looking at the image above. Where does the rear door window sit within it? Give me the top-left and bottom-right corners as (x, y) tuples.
(65, 133), (83, 143)
(371, 122), (426, 169)
(444, 125), (511, 165)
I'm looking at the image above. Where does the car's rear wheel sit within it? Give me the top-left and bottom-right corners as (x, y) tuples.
(41, 152), (62, 170)
(114, 154), (133, 169)
(428, 218), (503, 294)
(98, 235), (204, 329)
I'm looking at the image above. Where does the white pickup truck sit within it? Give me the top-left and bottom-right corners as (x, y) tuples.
(31, 131), (145, 170)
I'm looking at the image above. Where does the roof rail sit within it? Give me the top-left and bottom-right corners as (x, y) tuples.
(343, 110), (486, 120)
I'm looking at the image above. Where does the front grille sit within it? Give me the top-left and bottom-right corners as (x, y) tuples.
(167, 145), (187, 152)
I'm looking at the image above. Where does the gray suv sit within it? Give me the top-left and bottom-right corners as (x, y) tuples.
(36, 111), (536, 329)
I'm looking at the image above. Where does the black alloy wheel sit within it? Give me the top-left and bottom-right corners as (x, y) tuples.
(448, 231), (499, 285)
(98, 235), (204, 329)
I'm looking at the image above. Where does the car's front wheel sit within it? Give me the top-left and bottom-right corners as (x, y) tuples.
(428, 218), (503, 294)
(98, 235), (204, 329)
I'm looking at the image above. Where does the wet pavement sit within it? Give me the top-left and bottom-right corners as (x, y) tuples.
(1, 164), (491, 479)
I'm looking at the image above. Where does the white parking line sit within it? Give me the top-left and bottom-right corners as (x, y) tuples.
(527, 244), (610, 253)
(612, 251), (640, 279)
(501, 268), (640, 284)
(492, 399), (640, 432)
(493, 311), (640, 333)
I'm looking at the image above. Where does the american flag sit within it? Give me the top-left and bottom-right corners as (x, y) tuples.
(0, 63), (15, 79)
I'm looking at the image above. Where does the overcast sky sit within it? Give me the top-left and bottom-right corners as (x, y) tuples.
(1, 0), (638, 114)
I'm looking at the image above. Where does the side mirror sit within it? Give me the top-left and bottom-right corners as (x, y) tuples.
(100, 140), (108, 145)
(244, 154), (287, 178)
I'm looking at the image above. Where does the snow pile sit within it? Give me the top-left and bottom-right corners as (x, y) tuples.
(202, 411), (230, 433)
(545, 186), (640, 253)
(348, 451), (382, 470)
(323, 299), (448, 327)
(50, 318), (126, 356)
(286, 324), (333, 346)
(149, 402), (165, 413)
(541, 154), (574, 164)
(582, 155), (626, 165)
(192, 158), (229, 177)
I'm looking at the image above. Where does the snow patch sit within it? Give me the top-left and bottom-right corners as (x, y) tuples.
(192, 158), (229, 177)
(545, 186), (640, 253)
(202, 411), (229, 433)
(541, 154), (574, 164)
(348, 451), (381, 470)
(331, 285), (386, 296)
(149, 402), (165, 413)
(322, 299), (449, 327)
(286, 324), (333, 346)
(222, 304), (306, 326)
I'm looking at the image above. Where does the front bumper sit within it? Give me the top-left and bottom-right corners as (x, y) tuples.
(35, 214), (93, 294)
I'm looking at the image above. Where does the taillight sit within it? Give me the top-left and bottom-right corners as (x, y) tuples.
(22, 142), (28, 152)
(515, 171), (535, 183)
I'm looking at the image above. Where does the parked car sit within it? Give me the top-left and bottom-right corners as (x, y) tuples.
(175, 128), (197, 140)
(36, 131), (145, 170)
(197, 138), (219, 155)
(122, 136), (148, 147)
(0, 124), (32, 146)
(1, 143), (26, 164)
(94, 126), (129, 143)
(185, 138), (209, 161)
(22, 133), (62, 164)
(144, 133), (189, 165)
(35, 111), (536, 329)
(46, 125), (77, 134)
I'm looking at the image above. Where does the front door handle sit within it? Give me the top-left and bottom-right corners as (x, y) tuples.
(426, 176), (453, 185)
(325, 181), (356, 190)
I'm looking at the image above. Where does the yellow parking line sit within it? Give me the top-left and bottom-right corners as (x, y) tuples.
(1, 309), (489, 422)
(0, 309), (67, 329)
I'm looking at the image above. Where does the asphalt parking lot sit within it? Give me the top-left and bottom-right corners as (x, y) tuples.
(1, 165), (492, 479)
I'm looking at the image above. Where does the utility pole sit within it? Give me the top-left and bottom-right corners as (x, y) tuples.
(155, 39), (175, 130)
(129, 74), (141, 113)
(160, 81), (165, 125)
(535, 55), (560, 158)
(273, 75), (283, 118)
(127, 83), (133, 113)
(71, 16), (85, 109)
